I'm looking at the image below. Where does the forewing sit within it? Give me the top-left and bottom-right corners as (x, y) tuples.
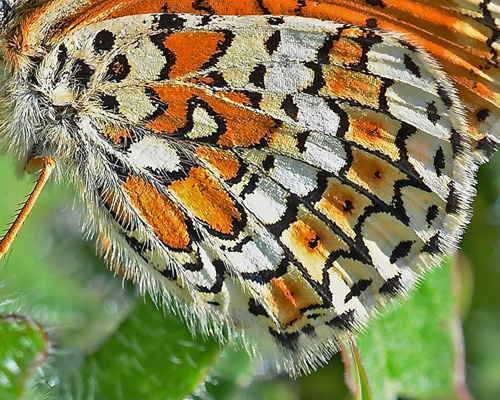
(16, 0), (500, 162)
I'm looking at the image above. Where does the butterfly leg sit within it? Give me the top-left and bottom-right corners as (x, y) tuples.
(0, 157), (56, 260)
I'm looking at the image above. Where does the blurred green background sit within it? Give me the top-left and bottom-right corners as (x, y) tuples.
(0, 147), (499, 399)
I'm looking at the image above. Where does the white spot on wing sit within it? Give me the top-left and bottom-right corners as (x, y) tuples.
(128, 136), (181, 171)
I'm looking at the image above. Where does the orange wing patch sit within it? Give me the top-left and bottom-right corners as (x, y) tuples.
(147, 85), (278, 147)
(344, 106), (401, 161)
(321, 65), (383, 109)
(269, 268), (322, 328)
(316, 177), (373, 238)
(122, 175), (191, 250)
(196, 147), (241, 180)
(347, 148), (407, 204)
(280, 206), (349, 283)
(328, 36), (363, 67)
(164, 31), (225, 79)
(169, 166), (241, 235)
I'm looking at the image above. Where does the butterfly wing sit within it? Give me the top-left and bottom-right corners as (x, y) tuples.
(12, 12), (469, 374)
(2, 0), (496, 375)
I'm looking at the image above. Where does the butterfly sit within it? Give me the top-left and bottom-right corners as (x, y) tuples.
(0, 0), (499, 377)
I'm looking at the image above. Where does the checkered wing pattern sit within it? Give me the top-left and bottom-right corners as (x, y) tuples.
(1, 0), (498, 375)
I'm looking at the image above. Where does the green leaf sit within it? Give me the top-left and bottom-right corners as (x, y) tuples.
(77, 297), (221, 400)
(346, 336), (372, 400)
(345, 259), (469, 399)
(0, 314), (49, 400)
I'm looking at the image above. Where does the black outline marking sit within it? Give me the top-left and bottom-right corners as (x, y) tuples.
(344, 279), (373, 302)
(403, 53), (421, 78)
(195, 259), (226, 294)
(240, 174), (260, 198)
(149, 32), (177, 80)
(379, 273), (403, 296)
(248, 298), (269, 317)
(199, 29), (235, 71)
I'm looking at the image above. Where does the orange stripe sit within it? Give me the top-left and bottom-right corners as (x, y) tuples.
(316, 178), (372, 239)
(148, 85), (277, 146)
(122, 175), (190, 249)
(169, 167), (241, 234)
(271, 277), (297, 307)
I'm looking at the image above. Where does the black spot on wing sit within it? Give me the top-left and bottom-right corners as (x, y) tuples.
(269, 328), (299, 350)
(72, 59), (94, 88)
(450, 129), (463, 157)
(344, 279), (372, 302)
(94, 29), (115, 52)
(423, 233), (440, 254)
(379, 273), (403, 296)
(265, 30), (281, 55)
(389, 240), (414, 264)
(249, 64), (267, 88)
(426, 102), (440, 124)
(328, 309), (356, 329)
(445, 182), (460, 214)
(281, 94), (299, 121)
(154, 13), (186, 30)
(105, 54), (130, 82)
(267, 16), (285, 25)
(433, 146), (445, 177)
(365, 0), (385, 6)
(99, 94), (119, 113)
(55, 44), (68, 78)
(437, 84), (453, 108)
(262, 154), (275, 171)
(476, 108), (490, 122)
(425, 204), (439, 227)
